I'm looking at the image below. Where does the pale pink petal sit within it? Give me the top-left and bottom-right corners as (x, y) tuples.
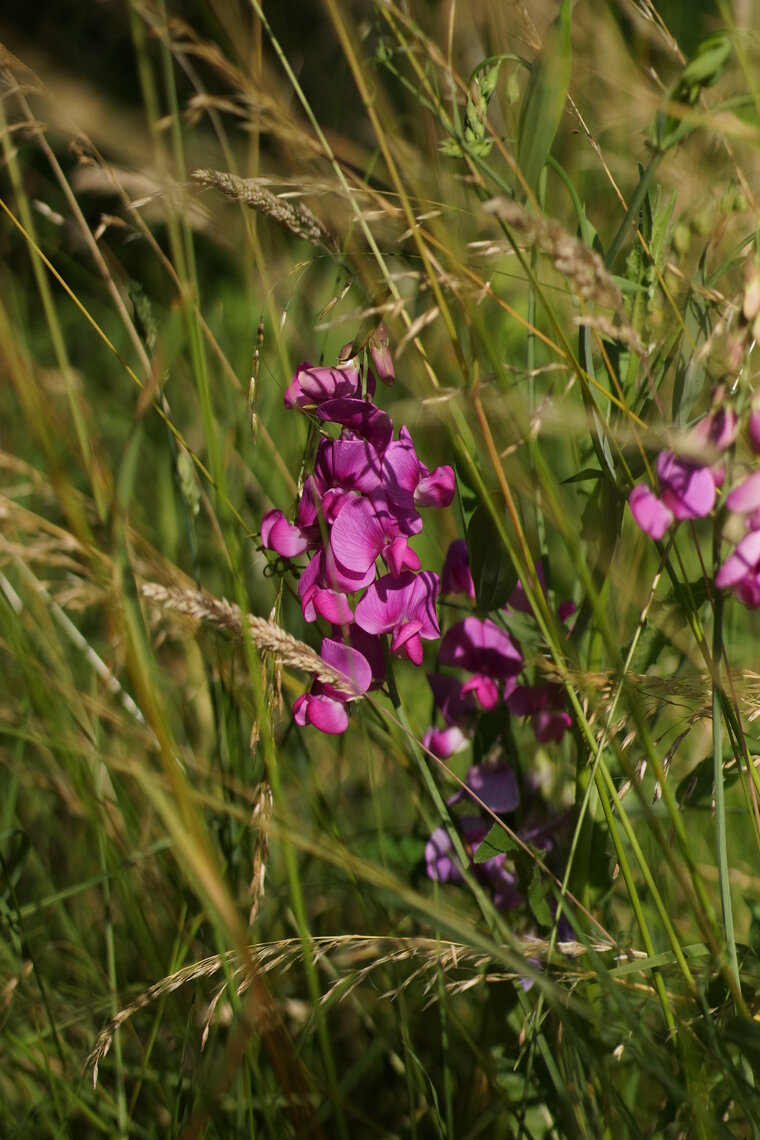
(726, 471), (760, 514)
(628, 484), (673, 540)
(715, 530), (760, 588)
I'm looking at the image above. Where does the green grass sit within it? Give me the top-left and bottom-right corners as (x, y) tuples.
(2, 1), (760, 1135)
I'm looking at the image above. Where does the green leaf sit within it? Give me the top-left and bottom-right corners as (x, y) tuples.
(466, 497), (517, 612)
(474, 824), (518, 863)
(516, 0), (572, 194)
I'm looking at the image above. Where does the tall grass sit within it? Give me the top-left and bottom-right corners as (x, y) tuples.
(2, 1), (760, 1135)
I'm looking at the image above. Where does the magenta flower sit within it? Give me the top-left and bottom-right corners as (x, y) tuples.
(628, 484), (674, 541)
(749, 399), (760, 456)
(330, 489), (422, 577)
(726, 471), (760, 515)
(293, 638), (372, 735)
(657, 451), (717, 519)
(690, 407), (738, 453)
(355, 570), (441, 665)
(422, 725), (469, 758)
(284, 360), (362, 409)
(441, 540), (475, 599)
(427, 673), (479, 725)
(313, 437), (383, 499)
(629, 449), (719, 540)
(450, 762), (520, 814)
(315, 398), (393, 456)
(298, 548), (374, 624)
(383, 427), (455, 510)
(506, 682), (572, 744)
(368, 322), (395, 385)
(425, 819), (522, 910)
(715, 530), (760, 608)
(439, 617), (522, 679)
(260, 508), (310, 557)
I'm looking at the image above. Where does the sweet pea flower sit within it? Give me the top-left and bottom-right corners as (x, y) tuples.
(425, 819), (522, 910)
(439, 617), (523, 679)
(368, 322), (394, 385)
(449, 762), (520, 814)
(355, 570), (441, 665)
(260, 508), (310, 558)
(330, 489), (422, 577)
(505, 682), (572, 744)
(298, 548), (375, 624)
(690, 407), (738, 454)
(284, 360), (362, 409)
(715, 530), (760, 608)
(427, 674), (479, 725)
(315, 398), (393, 456)
(383, 427), (456, 510)
(441, 539), (475, 599)
(628, 484), (674, 541)
(656, 450), (718, 520)
(422, 725), (469, 758)
(293, 638), (372, 734)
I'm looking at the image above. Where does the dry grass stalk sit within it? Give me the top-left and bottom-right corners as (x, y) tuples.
(88, 931), (621, 1083)
(193, 168), (340, 253)
(139, 581), (353, 691)
(248, 780), (272, 926)
(483, 196), (625, 314)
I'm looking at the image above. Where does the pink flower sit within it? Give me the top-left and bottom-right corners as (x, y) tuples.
(368, 322), (394, 385)
(628, 484), (674, 541)
(422, 725), (469, 758)
(260, 509), (310, 557)
(355, 570), (441, 665)
(656, 451), (717, 520)
(506, 682), (572, 744)
(293, 638), (372, 735)
(382, 427), (455, 510)
(715, 530), (760, 608)
(284, 360), (362, 409)
(439, 617), (522, 680)
(315, 398), (393, 456)
(330, 489), (422, 577)
(441, 540), (475, 599)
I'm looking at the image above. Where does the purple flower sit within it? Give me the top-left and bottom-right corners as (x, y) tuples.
(313, 437), (383, 501)
(749, 399), (760, 456)
(293, 638), (372, 735)
(656, 451), (717, 520)
(422, 725), (469, 758)
(427, 673), (479, 725)
(355, 570), (441, 665)
(439, 617), (522, 679)
(368, 322), (394, 385)
(330, 489), (422, 577)
(441, 540), (475, 599)
(726, 471), (760, 515)
(425, 819), (522, 910)
(506, 682), (572, 744)
(284, 360), (362, 409)
(382, 427), (455, 510)
(450, 762), (520, 814)
(690, 407), (738, 454)
(628, 484), (674, 540)
(315, 399), (393, 456)
(298, 548), (374, 624)
(715, 530), (760, 608)
(261, 508), (310, 557)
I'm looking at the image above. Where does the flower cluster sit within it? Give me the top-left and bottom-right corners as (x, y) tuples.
(423, 549), (573, 759)
(628, 408), (736, 542)
(260, 326), (455, 731)
(628, 394), (760, 609)
(425, 758), (567, 915)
